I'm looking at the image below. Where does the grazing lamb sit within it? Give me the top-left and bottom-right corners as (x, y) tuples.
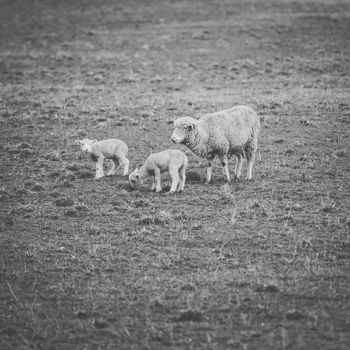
(129, 150), (188, 194)
(171, 105), (260, 183)
(75, 138), (130, 179)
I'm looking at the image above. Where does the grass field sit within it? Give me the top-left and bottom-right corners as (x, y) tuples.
(1, 0), (350, 349)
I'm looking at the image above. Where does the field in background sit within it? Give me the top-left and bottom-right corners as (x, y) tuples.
(1, 0), (350, 349)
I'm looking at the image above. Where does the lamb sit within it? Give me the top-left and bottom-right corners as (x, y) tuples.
(128, 150), (188, 194)
(171, 105), (260, 183)
(75, 138), (130, 179)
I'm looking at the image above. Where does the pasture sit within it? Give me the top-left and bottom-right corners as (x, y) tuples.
(0, 0), (349, 349)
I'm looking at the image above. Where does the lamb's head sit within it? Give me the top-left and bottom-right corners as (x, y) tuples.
(129, 168), (143, 188)
(75, 139), (97, 153)
(171, 117), (198, 145)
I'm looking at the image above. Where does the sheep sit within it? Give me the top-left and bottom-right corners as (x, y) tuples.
(75, 138), (130, 179)
(128, 150), (188, 194)
(171, 105), (260, 183)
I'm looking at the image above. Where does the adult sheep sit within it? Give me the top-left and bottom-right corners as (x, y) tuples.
(171, 105), (260, 183)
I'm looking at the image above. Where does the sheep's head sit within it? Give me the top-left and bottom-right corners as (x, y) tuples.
(171, 117), (197, 144)
(129, 168), (142, 188)
(75, 139), (97, 153)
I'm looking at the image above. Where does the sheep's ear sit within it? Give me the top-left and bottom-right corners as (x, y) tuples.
(91, 139), (98, 144)
(75, 140), (82, 145)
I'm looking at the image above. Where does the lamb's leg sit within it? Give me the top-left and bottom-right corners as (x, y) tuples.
(119, 155), (130, 176)
(219, 155), (230, 182)
(178, 165), (186, 192)
(106, 159), (118, 176)
(205, 159), (214, 184)
(151, 180), (156, 191)
(95, 157), (105, 179)
(154, 167), (162, 192)
(168, 167), (179, 194)
(234, 155), (243, 180)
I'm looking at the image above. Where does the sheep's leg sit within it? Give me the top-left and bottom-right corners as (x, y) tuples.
(154, 167), (162, 192)
(106, 159), (118, 176)
(246, 151), (256, 181)
(205, 159), (214, 184)
(168, 168), (179, 194)
(219, 155), (230, 182)
(95, 157), (105, 179)
(245, 142), (257, 180)
(234, 155), (243, 180)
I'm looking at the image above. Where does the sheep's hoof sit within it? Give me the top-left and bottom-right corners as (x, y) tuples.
(233, 176), (240, 182)
(166, 191), (175, 195)
(106, 172), (116, 176)
(155, 189), (162, 193)
(95, 175), (104, 180)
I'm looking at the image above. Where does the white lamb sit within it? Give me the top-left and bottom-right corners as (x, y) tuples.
(129, 150), (188, 194)
(171, 105), (261, 183)
(75, 138), (130, 179)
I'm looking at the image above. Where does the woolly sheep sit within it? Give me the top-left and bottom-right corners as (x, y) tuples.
(171, 105), (260, 183)
(129, 150), (188, 194)
(75, 138), (130, 179)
